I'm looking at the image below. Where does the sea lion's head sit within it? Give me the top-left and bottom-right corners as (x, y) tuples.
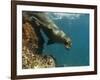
(64, 37), (72, 49)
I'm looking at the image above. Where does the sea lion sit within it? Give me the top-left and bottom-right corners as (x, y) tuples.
(26, 12), (72, 49)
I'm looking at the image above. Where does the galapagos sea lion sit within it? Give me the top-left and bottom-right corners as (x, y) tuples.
(26, 12), (72, 49)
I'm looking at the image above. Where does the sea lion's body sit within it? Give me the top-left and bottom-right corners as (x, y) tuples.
(24, 12), (72, 49)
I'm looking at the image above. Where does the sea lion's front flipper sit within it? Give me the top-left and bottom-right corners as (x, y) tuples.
(47, 40), (55, 45)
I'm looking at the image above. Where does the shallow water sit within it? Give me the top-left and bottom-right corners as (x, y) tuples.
(43, 12), (89, 67)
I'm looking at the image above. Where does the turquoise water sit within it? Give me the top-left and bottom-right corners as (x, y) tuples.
(43, 12), (89, 67)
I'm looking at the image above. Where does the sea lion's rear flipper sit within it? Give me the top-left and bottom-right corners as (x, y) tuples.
(47, 40), (55, 45)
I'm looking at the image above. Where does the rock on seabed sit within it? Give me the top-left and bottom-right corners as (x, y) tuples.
(22, 14), (56, 69)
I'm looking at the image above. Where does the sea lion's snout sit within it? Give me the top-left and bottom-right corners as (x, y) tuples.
(64, 38), (72, 49)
